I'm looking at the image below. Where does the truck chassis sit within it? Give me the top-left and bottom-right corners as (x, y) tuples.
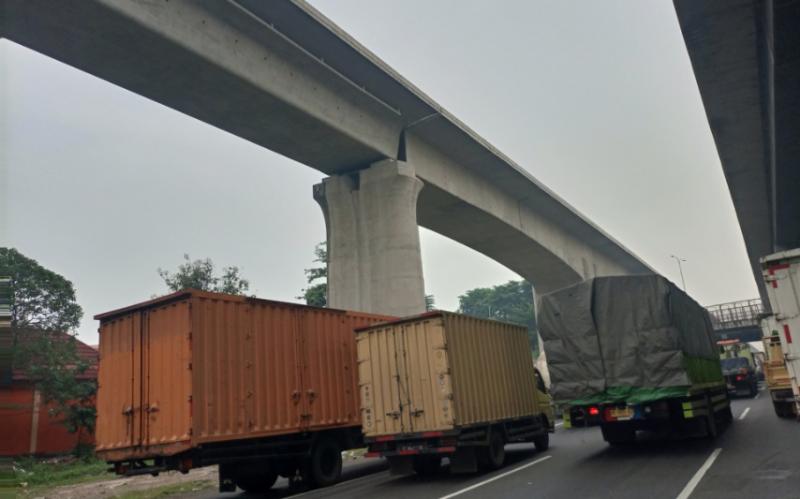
(365, 415), (552, 475)
(563, 385), (732, 444)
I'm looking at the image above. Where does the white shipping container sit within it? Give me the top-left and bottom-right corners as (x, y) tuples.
(761, 248), (800, 417)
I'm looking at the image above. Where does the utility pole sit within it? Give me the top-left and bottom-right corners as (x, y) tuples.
(670, 254), (687, 292)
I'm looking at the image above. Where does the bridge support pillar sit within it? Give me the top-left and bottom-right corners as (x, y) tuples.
(314, 159), (426, 317)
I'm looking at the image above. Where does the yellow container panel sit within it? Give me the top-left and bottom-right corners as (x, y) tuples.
(443, 314), (539, 426)
(400, 317), (454, 433)
(357, 325), (406, 437)
(357, 312), (541, 438)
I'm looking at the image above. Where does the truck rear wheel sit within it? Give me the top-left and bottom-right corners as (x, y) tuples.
(412, 455), (442, 476)
(533, 431), (549, 452)
(308, 437), (342, 487)
(480, 430), (506, 470)
(774, 401), (793, 418)
(235, 472), (277, 493)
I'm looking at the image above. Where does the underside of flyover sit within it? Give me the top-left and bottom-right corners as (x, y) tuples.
(674, 0), (800, 305)
(1, 0), (652, 316)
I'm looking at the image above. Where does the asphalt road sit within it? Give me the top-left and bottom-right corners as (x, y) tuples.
(182, 386), (799, 499)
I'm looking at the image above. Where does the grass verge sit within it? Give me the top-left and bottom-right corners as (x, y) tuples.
(115, 480), (214, 499)
(15, 456), (109, 490)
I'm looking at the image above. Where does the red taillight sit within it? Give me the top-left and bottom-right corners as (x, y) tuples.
(736, 374), (745, 381)
(588, 406), (600, 416)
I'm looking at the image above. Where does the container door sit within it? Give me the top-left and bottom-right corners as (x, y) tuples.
(764, 259), (800, 407)
(357, 326), (407, 437)
(141, 302), (192, 450)
(95, 313), (138, 454)
(399, 319), (454, 433)
(297, 310), (356, 431)
(131, 311), (146, 448)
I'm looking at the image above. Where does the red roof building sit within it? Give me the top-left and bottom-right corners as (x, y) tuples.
(0, 331), (98, 456)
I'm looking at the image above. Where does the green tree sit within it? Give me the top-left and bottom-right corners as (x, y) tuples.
(458, 280), (538, 353)
(158, 254), (250, 295)
(0, 247), (96, 436)
(300, 243), (327, 307)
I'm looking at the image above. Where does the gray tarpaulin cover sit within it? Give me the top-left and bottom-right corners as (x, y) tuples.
(539, 275), (718, 403)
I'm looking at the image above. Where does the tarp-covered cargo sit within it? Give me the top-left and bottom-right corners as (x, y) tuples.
(539, 275), (722, 404)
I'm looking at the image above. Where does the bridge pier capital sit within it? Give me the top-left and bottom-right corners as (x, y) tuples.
(314, 159), (426, 317)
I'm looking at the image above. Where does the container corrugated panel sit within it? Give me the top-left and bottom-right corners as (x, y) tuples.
(96, 313), (138, 455)
(95, 290), (392, 461)
(357, 312), (539, 437)
(357, 315), (454, 437)
(96, 296), (193, 460)
(443, 313), (539, 426)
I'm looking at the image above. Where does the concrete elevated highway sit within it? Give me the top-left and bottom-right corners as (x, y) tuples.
(1, 0), (652, 316)
(674, 0), (800, 306)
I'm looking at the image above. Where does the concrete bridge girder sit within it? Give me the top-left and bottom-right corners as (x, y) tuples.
(2, 0), (654, 318)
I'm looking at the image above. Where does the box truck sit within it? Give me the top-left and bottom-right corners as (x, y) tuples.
(717, 339), (759, 397)
(760, 249), (800, 419)
(540, 275), (731, 444)
(94, 290), (392, 492)
(762, 316), (795, 417)
(356, 312), (553, 475)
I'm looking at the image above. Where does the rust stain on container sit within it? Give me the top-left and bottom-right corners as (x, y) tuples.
(357, 312), (540, 437)
(94, 290), (392, 462)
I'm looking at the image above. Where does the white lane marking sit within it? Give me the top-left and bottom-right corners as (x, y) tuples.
(675, 448), (722, 499)
(754, 392), (760, 400)
(555, 421), (563, 427)
(739, 407), (751, 420)
(438, 455), (552, 499)
(287, 469), (388, 498)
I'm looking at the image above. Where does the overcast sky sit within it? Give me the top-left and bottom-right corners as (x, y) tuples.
(0, 1), (757, 344)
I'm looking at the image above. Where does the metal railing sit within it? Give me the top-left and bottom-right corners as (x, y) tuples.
(706, 298), (763, 330)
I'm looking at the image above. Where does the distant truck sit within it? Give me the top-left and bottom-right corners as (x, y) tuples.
(540, 275), (732, 444)
(761, 317), (795, 418)
(760, 249), (800, 419)
(94, 290), (393, 493)
(717, 339), (758, 397)
(356, 312), (553, 475)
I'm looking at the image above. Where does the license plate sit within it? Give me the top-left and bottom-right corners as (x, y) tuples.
(610, 407), (634, 420)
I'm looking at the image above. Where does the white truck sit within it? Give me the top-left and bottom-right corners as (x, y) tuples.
(760, 249), (800, 419)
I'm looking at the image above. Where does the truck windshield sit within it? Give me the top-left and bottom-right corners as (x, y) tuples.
(720, 357), (750, 371)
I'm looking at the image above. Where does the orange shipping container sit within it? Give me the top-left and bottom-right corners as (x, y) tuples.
(94, 290), (392, 490)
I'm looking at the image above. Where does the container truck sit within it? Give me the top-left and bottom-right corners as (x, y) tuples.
(717, 339), (758, 397)
(356, 312), (554, 475)
(94, 290), (393, 492)
(761, 317), (795, 417)
(540, 275), (731, 445)
(760, 249), (800, 419)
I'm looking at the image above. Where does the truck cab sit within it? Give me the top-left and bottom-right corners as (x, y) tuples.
(720, 356), (758, 397)
(718, 340), (758, 398)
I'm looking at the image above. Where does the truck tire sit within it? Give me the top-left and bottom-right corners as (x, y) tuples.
(601, 423), (635, 445)
(308, 437), (342, 488)
(705, 411), (718, 438)
(235, 472), (277, 493)
(480, 430), (506, 470)
(533, 431), (549, 452)
(412, 455), (442, 476)
(774, 401), (792, 418)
